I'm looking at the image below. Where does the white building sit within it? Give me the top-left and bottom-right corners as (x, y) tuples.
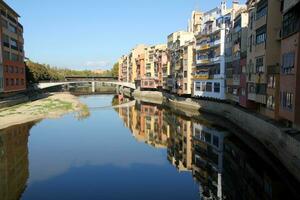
(192, 1), (242, 100)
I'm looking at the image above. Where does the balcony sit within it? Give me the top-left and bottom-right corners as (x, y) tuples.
(193, 70), (209, 80)
(210, 40), (220, 47)
(232, 75), (240, 86)
(196, 59), (209, 65)
(193, 74), (209, 80)
(248, 93), (266, 104)
(196, 44), (210, 51)
(209, 57), (220, 63)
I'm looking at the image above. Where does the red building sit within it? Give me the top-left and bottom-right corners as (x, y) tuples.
(279, 0), (300, 129)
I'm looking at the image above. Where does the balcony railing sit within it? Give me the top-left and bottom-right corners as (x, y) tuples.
(193, 74), (209, 80)
(248, 93), (267, 104)
(196, 44), (210, 51)
(196, 59), (209, 65)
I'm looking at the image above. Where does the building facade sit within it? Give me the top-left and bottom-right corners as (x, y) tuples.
(279, 0), (300, 128)
(167, 31), (195, 93)
(193, 2), (230, 100)
(225, 7), (255, 108)
(246, 0), (282, 119)
(0, 1), (25, 93)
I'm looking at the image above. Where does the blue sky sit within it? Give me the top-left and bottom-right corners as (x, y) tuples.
(6, 0), (245, 70)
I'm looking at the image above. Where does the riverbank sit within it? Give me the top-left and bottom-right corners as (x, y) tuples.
(0, 92), (87, 130)
(131, 89), (300, 183)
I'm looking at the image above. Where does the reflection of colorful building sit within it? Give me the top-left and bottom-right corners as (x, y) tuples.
(222, 136), (293, 200)
(0, 123), (33, 200)
(115, 98), (169, 149)
(165, 114), (193, 172)
(192, 123), (228, 199)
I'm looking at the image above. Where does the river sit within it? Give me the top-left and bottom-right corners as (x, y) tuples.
(0, 94), (299, 200)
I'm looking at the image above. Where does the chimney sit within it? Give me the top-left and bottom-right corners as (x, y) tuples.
(232, 0), (239, 10)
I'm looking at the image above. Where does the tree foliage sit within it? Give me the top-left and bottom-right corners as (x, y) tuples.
(25, 60), (118, 84)
(111, 62), (119, 77)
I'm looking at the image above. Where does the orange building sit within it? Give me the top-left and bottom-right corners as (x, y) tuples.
(0, 1), (25, 93)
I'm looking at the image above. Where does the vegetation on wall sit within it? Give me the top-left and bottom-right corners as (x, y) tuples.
(25, 60), (117, 84)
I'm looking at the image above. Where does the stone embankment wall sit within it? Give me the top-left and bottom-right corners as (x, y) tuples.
(133, 90), (163, 104)
(0, 95), (29, 109)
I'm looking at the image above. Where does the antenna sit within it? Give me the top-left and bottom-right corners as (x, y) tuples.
(194, 0), (200, 11)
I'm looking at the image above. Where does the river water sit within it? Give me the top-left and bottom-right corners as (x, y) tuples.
(0, 94), (299, 200)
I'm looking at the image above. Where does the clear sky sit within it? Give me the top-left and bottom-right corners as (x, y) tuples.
(5, 0), (245, 70)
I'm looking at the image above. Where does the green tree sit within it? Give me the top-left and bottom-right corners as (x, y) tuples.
(111, 62), (119, 77)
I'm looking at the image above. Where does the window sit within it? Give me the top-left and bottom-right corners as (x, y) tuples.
(1, 19), (8, 28)
(249, 35), (253, 52)
(256, 25), (266, 44)
(184, 71), (187, 78)
(282, 52), (295, 74)
(248, 83), (256, 94)
(10, 78), (14, 86)
(256, 84), (267, 95)
(256, 0), (268, 20)
(8, 23), (17, 33)
(2, 34), (9, 47)
(11, 53), (19, 61)
(195, 82), (201, 91)
(6, 78), (9, 86)
(213, 136), (219, 148)
(184, 83), (187, 90)
(9, 66), (14, 73)
(200, 82), (206, 92)
(10, 38), (18, 50)
(15, 66), (19, 73)
(21, 79), (24, 85)
(16, 78), (19, 85)
(250, 12), (254, 30)
(267, 95), (275, 110)
(281, 92), (294, 110)
(256, 56), (264, 73)
(206, 82), (212, 92)
(3, 51), (10, 60)
(267, 75), (276, 88)
(146, 63), (151, 69)
(204, 131), (211, 142)
(282, 6), (300, 37)
(214, 82), (220, 93)
(241, 88), (246, 96)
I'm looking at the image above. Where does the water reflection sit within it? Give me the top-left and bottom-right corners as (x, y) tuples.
(0, 122), (35, 200)
(114, 95), (300, 200)
(0, 94), (299, 200)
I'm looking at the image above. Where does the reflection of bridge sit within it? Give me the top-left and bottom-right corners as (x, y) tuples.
(36, 77), (136, 90)
(89, 100), (136, 110)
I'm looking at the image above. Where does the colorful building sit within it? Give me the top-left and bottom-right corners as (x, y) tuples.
(246, 0), (282, 119)
(0, 1), (25, 93)
(279, 0), (300, 129)
(167, 31), (195, 93)
(193, 1), (235, 100)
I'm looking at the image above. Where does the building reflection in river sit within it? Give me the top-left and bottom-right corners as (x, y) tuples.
(114, 95), (300, 200)
(0, 123), (34, 200)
